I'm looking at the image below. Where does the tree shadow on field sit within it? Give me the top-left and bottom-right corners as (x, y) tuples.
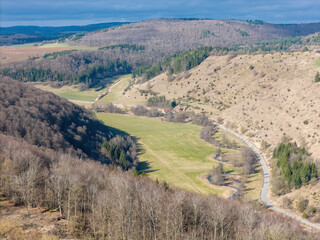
(135, 140), (158, 174)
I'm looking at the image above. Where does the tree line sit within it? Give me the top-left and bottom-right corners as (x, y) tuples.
(132, 46), (213, 82)
(2, 60), (131, 87)
(98, 44), (145, 51)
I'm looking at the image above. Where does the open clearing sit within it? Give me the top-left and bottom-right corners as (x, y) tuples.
(32, 74), (128, 102)
(0, 43), (98, 64)
(33, 84), (100, 102)
(98, 75), (146, 105)
(39, 43), (98, 50)
(98, 113), (246, 197)
(0, 45), (73, 63)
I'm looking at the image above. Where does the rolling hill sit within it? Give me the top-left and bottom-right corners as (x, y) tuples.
(0, 22), (128, 46)
(73, 19), (320, 53)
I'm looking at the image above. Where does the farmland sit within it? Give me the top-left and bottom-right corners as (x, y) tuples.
(0, 43), (98, 64)
(97, 112), (250, 197)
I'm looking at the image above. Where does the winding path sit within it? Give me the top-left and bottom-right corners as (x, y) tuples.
(95, 78), (320, 231)
(213, 123), (320, 231)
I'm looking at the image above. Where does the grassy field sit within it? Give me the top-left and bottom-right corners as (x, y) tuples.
(97, 113), (232, 196)
(316, 59), (320, 67)
(99, 75), (146, 105)
(32, 75), (126, 102)
(33, 84), (103, 102)
(97, 113), (228, 195)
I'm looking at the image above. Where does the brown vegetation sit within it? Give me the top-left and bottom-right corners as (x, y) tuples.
(74, 19), (320, 53)
(0, 77), (137, 168)
(0, 45), (73, 63)
(0, 133), (318, 239)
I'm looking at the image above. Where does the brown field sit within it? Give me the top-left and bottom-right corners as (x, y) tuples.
(0, 45), (72, 63)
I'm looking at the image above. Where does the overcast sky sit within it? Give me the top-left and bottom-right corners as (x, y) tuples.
(1, 0), (320, 27)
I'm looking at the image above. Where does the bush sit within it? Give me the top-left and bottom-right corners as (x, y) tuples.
(296, 197), (308, 213)
(282, 197), (292, 208)
(315, 71), (320, 83)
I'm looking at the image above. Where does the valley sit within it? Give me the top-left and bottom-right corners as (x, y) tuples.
(1, 17), (320, 239)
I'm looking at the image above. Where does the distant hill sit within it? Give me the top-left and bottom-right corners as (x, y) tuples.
(73, 19), (320, 54)
(0, 22), (129, 45)
(0, 77), (137, 169)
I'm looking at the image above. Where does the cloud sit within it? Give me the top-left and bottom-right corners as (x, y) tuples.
(1, 0), (319, 26)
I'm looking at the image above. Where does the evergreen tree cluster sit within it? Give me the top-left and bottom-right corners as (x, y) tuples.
(75, 60), (131, 86)
(43, 50), (77, 59)
(132, 46), (213, 82)
(273, 142), (318, 188)
(315, 71), (319, 83)
(101, 141), (130, 169)
(1, 67), (66, 82)
(1, 60), (131, 87)
(98, 44), (145, 51)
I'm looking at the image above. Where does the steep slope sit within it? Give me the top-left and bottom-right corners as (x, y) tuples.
(124, 50), (320, 159)
(0, 133), (319, 239)
(0, 77), (137, 168)
(124, 49), (320, 224)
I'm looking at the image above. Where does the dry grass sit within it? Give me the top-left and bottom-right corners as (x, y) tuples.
(0, 200), (65, 240)
(126, 50), (320, 160)
(0, 46), (73, 63)
(124, 49), (320, 221)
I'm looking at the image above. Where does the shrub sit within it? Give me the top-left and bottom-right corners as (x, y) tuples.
(315, 71), (320, 83)
(296, 197), (308, 213)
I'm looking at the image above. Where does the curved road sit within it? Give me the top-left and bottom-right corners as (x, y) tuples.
(213, 123), (320, 231)
(93, 78), (320, 231)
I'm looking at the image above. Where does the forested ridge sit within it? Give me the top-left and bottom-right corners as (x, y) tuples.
(74, 19), (320, 52)
(1, 20), (320, 89)
(0, 133), (318, 239)
(0, 77), (137, 169)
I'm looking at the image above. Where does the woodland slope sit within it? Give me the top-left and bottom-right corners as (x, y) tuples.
(0, 77), (137, 168)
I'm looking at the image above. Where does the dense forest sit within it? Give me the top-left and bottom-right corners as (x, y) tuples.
(2, 60), (131, 87)
(133, 46), (213, 82)
(272, 142), (318, 194)
(0, 133), (318, 239)
(0, 77), (137, 169)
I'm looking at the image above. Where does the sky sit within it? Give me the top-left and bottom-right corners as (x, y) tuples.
(1, 0), (320, 27)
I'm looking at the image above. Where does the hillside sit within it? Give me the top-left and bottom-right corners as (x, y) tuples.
(0, 22), (128, 46)
(0, 133), (318, 239)
(74, 19), (320, 53)
(122, 49), (320, 221)
(125, 50), (320, 159)
(0, 77), (137, 168)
